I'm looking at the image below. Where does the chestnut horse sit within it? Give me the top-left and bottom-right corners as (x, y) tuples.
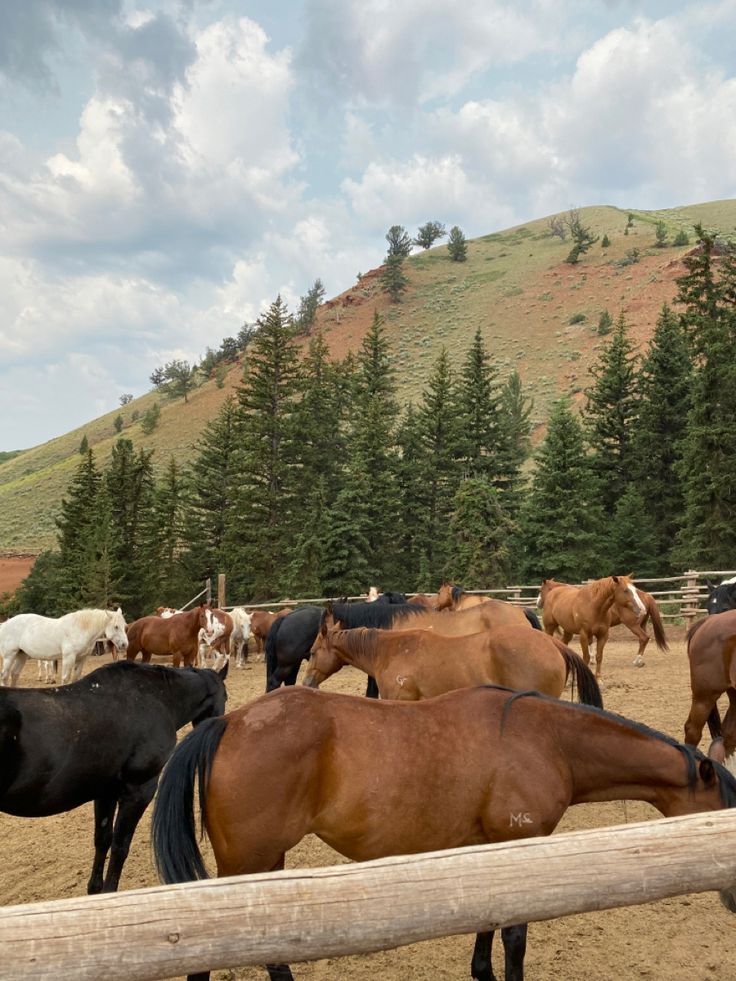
(152, 685), (736, 981)
(608, 585), (669, 666)
(250, 609), (290, 660)
(436, 582), (489, 611)
(126, 605), (214, 668)
(684, 610), (736, 761)
(538, 576), (643, 681)
(303, 616), (602, 707)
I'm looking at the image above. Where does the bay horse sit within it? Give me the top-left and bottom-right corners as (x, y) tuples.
(126, 604), (215, 668)
(0, 659), (227, 894)
(684, 609), (736, 762)
(0, 607), (128, 686)
(303, 616), (602, 707)
(538, 576), (642, 681)
(152, 685), (736, 981)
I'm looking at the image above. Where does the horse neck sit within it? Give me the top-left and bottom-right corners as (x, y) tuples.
(331, 630), (381, 675)
(168, 671), (211, 727)
(560, 713), (721, 816)
(583, 578), (617, 613)
(67, 609), (108, 640)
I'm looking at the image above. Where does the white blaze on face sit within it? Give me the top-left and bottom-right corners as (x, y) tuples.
(628, 583), (646, 616)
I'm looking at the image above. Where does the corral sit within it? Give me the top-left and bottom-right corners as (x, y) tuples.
(0, 626), (734, 980)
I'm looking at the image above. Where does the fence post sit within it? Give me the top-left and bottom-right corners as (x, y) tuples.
(205, 578), (212, 605)
(510, 586), (522, 607)
(681, 570), (699, 624)
(217, 574), (226, 609)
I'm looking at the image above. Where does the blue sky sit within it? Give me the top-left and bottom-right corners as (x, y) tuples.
(1, 0), (735, 450)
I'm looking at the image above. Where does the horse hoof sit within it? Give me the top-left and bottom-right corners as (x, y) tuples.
(633, 656), (645, 668)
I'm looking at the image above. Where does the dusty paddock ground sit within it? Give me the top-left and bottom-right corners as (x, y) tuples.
(0, 555), (35, 597)
(1, 626), (733, 981)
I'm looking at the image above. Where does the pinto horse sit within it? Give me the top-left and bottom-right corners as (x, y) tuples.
(0, 660), (227, 894)
(152, 685), (736, 981)
(684, 610), (736, 761)
(706, 577), (736, 616)
(538, 576), (642, 681)
(126, 604), (216, 668)
(0, 607), (128, 686)
(303, 616), (602, 707)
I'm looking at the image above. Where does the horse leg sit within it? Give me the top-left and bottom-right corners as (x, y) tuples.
(684, 695), (718, 748)
(721, 690), (736, 764)
(0, 649), (17, 686)
(629, 623), (649, 667)
(101, 777), (158, 892)
(471, 931), (497, 981)
(87, 794), (117, 894)
(578, 630), (592, 667)
(501, 924), (527, 980)
(60, 652), (76, 685)
(594, 628), (608, 682)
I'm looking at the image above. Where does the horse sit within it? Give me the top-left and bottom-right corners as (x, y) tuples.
(0, 659), (227, 894)
(684, 609), (736, 763)
(228, 607), (253, 667)
(249, 609), (290, 661)
(406, 592), (440, 609)
(199, 608), (233, 667)
(152, 684), (736, 981)
(266, 600), (541, 693)
(436, 582), (489, 611)
(538, 576), (643, 681)
(0, 607), (128, 686)
(303, 615), (603, 707)
(706, 577), (736, 616)
(608, 585), (669, 666)
(125, 604), (217, 668)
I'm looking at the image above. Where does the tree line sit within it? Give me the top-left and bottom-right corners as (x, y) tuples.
(4, 225), (736, 617)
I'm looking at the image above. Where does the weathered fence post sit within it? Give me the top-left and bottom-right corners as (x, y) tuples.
(217, 574), (226, 609)
(681, 570), (700, 624)
(205, 578), (212, 605)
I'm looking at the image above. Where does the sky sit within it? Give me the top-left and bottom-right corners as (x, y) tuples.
(1, 1), (735, 451)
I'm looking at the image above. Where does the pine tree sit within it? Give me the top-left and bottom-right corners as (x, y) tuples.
(447, 226), (467, 262)
(497, 369), (533, 504)
(583, 311), (639, 516)
(151, 458), (190, 606)
(227, 295), (301, 599)
(379, 253), (408, 302)
(631, 303), (691, 572)
(414, 221), (446, 250)
(295, 278), (326, 336)
(518, 399), (604, 581)
(55, 449), (103, 610)
(608, 485), (660, 576)
(455, 328), (507, 490)
(394, 404), (426, 588)
(445, 478), (516, 586)
(385, 225), (413, 257)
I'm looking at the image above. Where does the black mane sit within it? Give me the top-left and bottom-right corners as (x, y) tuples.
(328, 601), (425, 629)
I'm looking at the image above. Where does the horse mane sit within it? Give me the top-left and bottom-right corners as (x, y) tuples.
(497, 688), (736, 808)
(586, 577), (617, 601)
(61, 608), (109, 629)
(451, 585), (464, 603)
(328, 602), (424, 629)
(333, 628), (381, 665)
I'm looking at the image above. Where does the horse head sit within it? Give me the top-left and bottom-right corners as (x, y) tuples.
(304, 608), (341, 688)
(190, 660), (229, 725)
(611, 575), (647, 619)
(104, 607), (129, 654)
(707, 580), (736, 615)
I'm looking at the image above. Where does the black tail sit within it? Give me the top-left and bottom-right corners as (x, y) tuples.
(151, 715), (228, 884)
(555, 641), (604, 709)
(264, 616), (286, 692)
(523, 608), (542, 630)
(707, 705), (723, 741)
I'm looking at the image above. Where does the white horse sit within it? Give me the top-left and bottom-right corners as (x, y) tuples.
(0, 608), (128, 687)
(229, 607), (253, 668)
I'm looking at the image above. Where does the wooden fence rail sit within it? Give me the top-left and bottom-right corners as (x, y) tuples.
(1, 812), (735, 980)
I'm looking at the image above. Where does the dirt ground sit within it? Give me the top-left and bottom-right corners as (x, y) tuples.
(0, 555), (35, 597)
(1, 626), (733, 981)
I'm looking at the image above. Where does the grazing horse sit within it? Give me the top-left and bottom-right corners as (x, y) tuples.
(684, 610), (736, 762)
(0, 660), (227, 894)
(126, 604), (216, 668)
(152, 685), (736, 981)
(706, 577), (736, 616)
(0, 608), (128, 686)
(304, 616), (603, 707)
(608, 585), (669, 666)
(538, 576), (643, 681)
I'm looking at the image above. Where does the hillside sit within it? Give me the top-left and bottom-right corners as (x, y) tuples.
(2, 199), (735, 556)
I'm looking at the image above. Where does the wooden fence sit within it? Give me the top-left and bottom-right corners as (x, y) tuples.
(214, 569), (736, 624)
(1, 811), (735, 980)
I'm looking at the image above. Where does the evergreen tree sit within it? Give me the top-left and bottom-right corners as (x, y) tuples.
(11, 551), (65, 615)
(379, 253), (408, 302)
(455, 328), (507, 490)
(227, 295), (301, 599)
(55, 449), (103, 610)
(608, 484), (660, 577)
(674, 228), (736, 565)
(321, 470), (374, 595)
(394, 404), (427, 588)
(444, 477), (516, 586)
(497, 369), (533, 504)
(631, 303), (692, 572)
(385, 225), (413, 258)
(414, 221), (446, 250)
(447, 226), (468, 262)
(295, 278), (326, 336)
(565, 209), (599, 263)
(151, 458), (190, 606)
(79, 434), (89, 455)
(583, 311), (639, 516)
(518, 399), (604, 581)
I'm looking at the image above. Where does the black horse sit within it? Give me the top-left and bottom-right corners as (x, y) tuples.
(0, 659), (228, 894)
(265, 601), (427, 695)
(706, 578), (736, 615)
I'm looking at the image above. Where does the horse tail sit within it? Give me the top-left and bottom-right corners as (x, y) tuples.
(554, 639), (604, 709)
(523, 608), (542, 630)
(687, 616), (709, 649)
(646, 595), (669, 652)
(151, 715), (228, 884)
(707, 705), (723, 741)
(264, 616), (286, 692)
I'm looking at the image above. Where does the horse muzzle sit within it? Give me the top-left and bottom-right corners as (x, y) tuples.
(302, 673), (321, 689)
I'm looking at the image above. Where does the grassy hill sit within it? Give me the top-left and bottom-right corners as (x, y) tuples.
(2, 199), (735, 554)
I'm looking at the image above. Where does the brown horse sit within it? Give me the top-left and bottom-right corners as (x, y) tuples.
(250, 609), (290, 659)
(152, 685), (736, 981)
(436, 582), (489, 611)
(538, 576), (642, 681)
(303, 617), (602, 707)
(608, 586), (669, 666)
(126, 605), (212, 668)
(406, 592), (440, 609)
(404, 596), (536, 633)
(684, 611), (736, 761)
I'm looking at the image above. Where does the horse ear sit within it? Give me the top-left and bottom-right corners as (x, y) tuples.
(627, 572), (635, 579)
(699, 756), (719, 784)
(612, 575), (620, 583)
(218, 659), (229, 681)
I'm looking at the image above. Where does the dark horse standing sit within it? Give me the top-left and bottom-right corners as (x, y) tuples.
(264, 602), (429, 696)
(0, 660), (228, 894)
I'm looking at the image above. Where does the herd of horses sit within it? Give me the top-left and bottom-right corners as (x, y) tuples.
(2, 575), (736, 980)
